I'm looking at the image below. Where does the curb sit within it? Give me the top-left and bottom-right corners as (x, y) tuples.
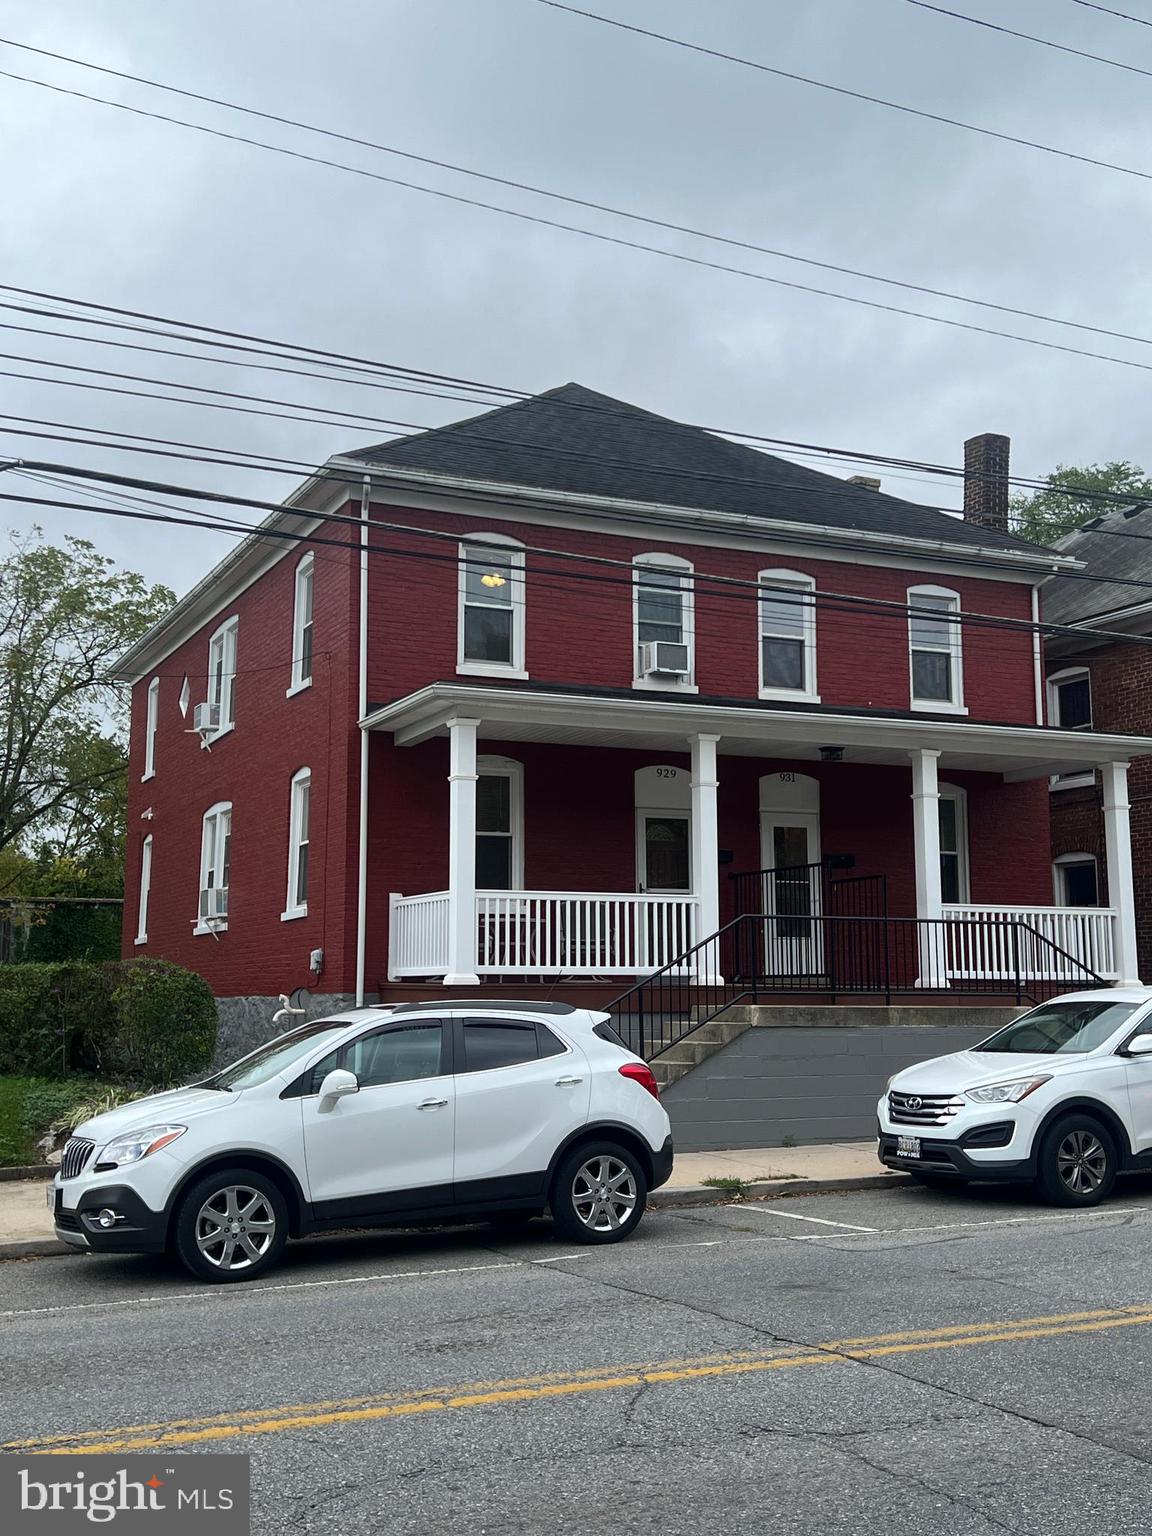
(0, 1237), (70, 1260)
(0, 1166), (55, 1183)
(649, 1171), (913, 1208)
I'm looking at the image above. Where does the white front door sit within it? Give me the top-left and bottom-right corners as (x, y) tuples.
(758, 770), (823, 978)
(301, 1019), (455, 1215)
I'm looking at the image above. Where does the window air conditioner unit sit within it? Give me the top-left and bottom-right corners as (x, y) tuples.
(641, 640), (690, 678)
(199, 886), (229, 921)
(192, 702), (221, 735)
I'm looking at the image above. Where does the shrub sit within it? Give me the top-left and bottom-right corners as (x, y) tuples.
(0, 963), (113, 1076)
(105, 959), (217, 1086)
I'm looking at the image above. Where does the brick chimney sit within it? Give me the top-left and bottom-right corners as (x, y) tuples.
(963, 432), (1010, 530)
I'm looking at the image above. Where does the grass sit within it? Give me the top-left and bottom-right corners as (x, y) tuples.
(701, 1175), (751, 1199)
(0, 1075), (126, 1166)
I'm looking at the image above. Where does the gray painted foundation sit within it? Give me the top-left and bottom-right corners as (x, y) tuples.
(213, 993), (365, 1067)
(662, 1009), (1021, 1151)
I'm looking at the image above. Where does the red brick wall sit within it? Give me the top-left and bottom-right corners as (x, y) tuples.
(123, 535), (360, 998)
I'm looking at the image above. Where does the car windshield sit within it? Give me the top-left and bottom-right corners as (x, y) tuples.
(208, 1021), (351, 1090)
(977, 999), (1143, 1055)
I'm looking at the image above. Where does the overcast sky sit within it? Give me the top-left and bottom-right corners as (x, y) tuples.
(0, 0), (1149, 594)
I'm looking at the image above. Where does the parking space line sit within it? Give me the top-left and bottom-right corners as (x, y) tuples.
(740, 1206), (878, 1232)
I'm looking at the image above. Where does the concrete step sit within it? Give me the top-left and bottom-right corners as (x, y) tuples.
(649, 1004), (755, 1089)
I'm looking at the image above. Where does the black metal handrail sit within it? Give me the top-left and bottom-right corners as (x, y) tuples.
(607, 911), (1108, 1062)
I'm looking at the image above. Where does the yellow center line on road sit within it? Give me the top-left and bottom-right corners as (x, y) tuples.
(9, 1302), (1152, 1455)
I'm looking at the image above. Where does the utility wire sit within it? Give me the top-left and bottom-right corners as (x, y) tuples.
(7, 36), (1152, 359)
(1071, 1), (1152, 26)
(906, 1), (1152, 80)
(9, 65), (1152, 380)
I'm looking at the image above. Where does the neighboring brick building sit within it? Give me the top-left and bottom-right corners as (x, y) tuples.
(1044, 504), (1152, 978)
(113, 384), (1148, 1040)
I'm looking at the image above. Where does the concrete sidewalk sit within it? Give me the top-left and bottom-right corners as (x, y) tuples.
(0, 1141), (901, 1257)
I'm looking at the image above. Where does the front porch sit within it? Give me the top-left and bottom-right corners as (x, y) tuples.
(365, 683), (1147, 999)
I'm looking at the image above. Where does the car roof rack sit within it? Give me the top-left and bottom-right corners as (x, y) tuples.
(374, 999), (581, 1016)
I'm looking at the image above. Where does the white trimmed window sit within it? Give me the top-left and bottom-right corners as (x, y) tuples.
(135, 835), (152, 945)
(633, 554), (696, 691)
(938, 783), (970, 904)
(908, 586), (965, 712)
(196, 802), (232, 932)
(1054, 853), (1100, 907)
(288, 554), (315, 694)
(458, 537), (526, 677)
(1047, 668), (1095, 790)
(142, 676), (159, 780)
(476, 756), (523, 891)
(759, 570), (818, 699)
(207, 616), (238, 735)
(283, 768), (311, 920)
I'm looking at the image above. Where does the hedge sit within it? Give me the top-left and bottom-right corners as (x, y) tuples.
(0, 959), (217, 1086)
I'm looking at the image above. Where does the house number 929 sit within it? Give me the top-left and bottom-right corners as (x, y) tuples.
(656, 767), (678, 778)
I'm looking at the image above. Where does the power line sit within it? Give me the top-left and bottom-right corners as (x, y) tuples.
(7, 37), (1152, 360)
(906, 1), (1152, 80)
(10, 64), (1152, 381)
(533, 0), (1152, 183)
(1071, 1), (1152, 25)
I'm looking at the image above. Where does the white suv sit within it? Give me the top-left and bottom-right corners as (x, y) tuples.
(52, 1001), (673, 1282)
(878, 988), (1152, 1205)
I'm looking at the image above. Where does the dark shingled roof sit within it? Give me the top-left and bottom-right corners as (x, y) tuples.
(345, 383), (1042, 556)
(1043, 502), (1152, 626)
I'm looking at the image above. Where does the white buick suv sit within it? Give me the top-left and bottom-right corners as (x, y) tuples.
(52, 1001), (673, 1282)
(878, 988), (1152, 1205)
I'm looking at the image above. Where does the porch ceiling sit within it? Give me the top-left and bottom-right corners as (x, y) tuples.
(361, 683), (1152, 781)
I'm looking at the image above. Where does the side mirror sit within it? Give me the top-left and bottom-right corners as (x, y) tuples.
(1124, 1034), (1152, 1057)
(317, 1068), (359, 1108)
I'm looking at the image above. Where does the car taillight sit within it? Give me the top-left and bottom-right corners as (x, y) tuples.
(619, 1062), (660, 1100)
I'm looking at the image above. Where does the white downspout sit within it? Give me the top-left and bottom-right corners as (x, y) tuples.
(355, 475), (370, 1007)
(1032, 586), (1044, 725)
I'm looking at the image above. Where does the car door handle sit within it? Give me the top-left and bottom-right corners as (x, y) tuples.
(418, 1096), (449, 1110)
(554, 1076), (584, 1086)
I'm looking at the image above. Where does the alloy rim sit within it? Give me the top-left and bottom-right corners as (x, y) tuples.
(572, 1156), (637, 1232)
(1056, 1130), (1108, 1196)
(195, 1185), (276, 1269)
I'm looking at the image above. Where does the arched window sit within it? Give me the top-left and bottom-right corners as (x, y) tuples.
(142, 676), (160, 781)
(458, 535), (526, 677)
(633, 553), (696, 690)
(135, 835), (153, 945)
(1054, 853), (1100, 908)
(283, 768), (311, 919)
(476, 756), (523, 890)
(206, 616), (238, 735)
(908, 585), (964, 711)
(196, 802), (232, 932)
(289, 554), (315, 693)
(759, 569), (818, 699)
(938, 783), (970, 904)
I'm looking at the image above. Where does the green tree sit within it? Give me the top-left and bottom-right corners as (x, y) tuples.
(1011, 461), (1152, 546)
(0, 530), (173, 868)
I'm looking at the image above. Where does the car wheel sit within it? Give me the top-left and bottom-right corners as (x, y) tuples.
(550, 1141), (648, 1245)
(1036, 1116), (1117, 1207)
(910, 1173), (968, 1192)
(173, 1167), (288, 1283)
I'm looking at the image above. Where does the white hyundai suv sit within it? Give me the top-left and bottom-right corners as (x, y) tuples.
(878, 988), (1152, 1205)
(51, 1001), (673, 1282)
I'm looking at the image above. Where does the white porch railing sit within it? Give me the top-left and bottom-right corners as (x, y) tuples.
(942, 903), (1118, 982)
(389, 890), (698, 979)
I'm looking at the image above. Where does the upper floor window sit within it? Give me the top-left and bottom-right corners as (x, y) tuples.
(207, 616), (238, 735)
(289, 554), (314, 694)
(908, 586), (964, 712)
(1048, 668), (1092, 730)
(458, 538), (526, 677)
(759, 570), (818, 700)
(196, 801), (232, 932)
(283, 768), (311, 920)
(142, 676), (159, 780)
(476, 756), (523, 890)
(634, 554), (695, 690)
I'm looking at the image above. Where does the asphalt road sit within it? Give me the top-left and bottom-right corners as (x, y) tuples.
(7, 1179), (1152, 1535)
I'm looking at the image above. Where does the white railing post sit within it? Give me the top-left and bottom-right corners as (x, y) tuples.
(1102, 760), (1141, 984)
(910, 748), (948, 987)
(445, 717), (481, 985)
(387, 891), (402, 982)
(690, 732), (722, 983)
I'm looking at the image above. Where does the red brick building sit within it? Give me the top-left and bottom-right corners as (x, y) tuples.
(1044, 503), (1152, 978)
(113, 386), (1147, 1038)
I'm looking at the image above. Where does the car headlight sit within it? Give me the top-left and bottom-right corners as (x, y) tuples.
(964, 1077), (1051, 1104)
(98, 1125), (187, 1167)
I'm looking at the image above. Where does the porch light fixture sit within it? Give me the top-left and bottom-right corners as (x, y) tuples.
(819, 745), (845, 762)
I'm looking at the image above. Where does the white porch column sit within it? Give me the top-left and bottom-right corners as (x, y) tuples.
(445, 716), (481, 985)
(1102, 760), (1141, 985)
(910, 748), (947, 987)
(690, 733), (722, 982)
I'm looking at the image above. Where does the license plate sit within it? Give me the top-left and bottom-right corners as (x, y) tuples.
(45, 1184), (55, 1209)
(896, 1135), (922, 1159)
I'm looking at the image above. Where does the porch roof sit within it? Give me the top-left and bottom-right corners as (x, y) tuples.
(361, 683), (1152, 782)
